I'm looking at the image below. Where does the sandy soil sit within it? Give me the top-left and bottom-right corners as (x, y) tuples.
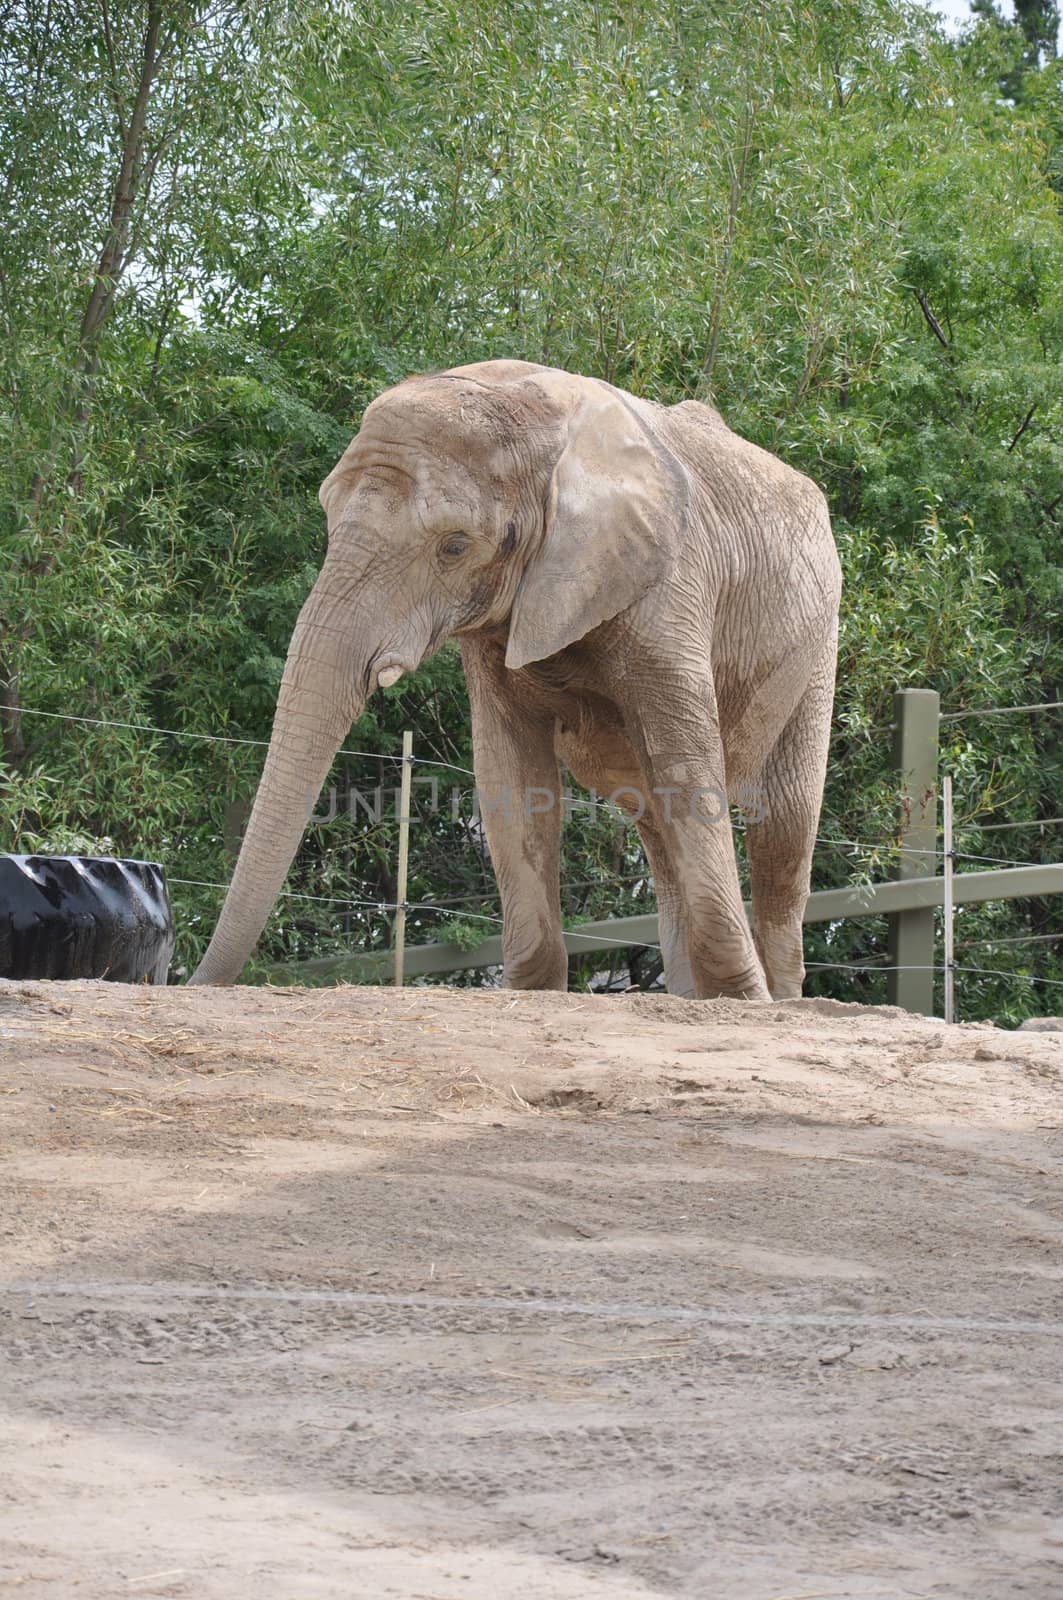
(1, 977), (1062, 1599)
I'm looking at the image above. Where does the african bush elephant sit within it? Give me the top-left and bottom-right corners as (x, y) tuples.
(190, 360), (840, 999)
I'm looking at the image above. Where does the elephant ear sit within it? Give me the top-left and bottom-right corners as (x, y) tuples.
(504, 380), (687, 672)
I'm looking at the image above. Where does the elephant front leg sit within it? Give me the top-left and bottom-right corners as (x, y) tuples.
(475, 737), (566, 990)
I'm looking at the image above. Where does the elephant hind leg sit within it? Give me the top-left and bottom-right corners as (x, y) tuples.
(559, 727), (695, 998)
(745, 649), (835, 1000)
(636, 813), (696, 998)
(613, 694), (769, 1001)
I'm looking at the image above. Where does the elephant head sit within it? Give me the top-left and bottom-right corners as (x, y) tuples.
(189, 359), (686, 984)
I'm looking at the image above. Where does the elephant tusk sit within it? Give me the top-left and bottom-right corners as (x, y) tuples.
(377, 665), (404, 688)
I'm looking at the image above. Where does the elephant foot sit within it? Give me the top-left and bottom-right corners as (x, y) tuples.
(693, 968), (772, 1003)
(502, 942), (568, 991)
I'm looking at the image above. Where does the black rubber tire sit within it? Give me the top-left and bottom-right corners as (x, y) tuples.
(0, 856), (174, 984)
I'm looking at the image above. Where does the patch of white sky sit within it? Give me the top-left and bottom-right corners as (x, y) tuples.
(925, 0), (1004, 28)
(925, 0), (1060, 49)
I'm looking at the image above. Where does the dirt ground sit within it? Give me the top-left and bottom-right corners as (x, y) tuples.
(1, 978), (1062, 1600)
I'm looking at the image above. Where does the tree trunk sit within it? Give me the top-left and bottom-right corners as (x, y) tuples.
(0, 1), (168, 763)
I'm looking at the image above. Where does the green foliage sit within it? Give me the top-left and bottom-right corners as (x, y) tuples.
(2, 0), (1061, 1015)
(439, 920), (495, 954)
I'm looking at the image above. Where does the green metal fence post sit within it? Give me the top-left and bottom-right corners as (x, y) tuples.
(887, 688), (940, 1014)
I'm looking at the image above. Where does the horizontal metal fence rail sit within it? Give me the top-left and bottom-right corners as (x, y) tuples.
(265, 861), (1063, 986)
(15, 700), (1062, 1010)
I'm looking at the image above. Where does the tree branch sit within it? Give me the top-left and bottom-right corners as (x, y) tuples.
(911, 288), (949, 348)
(99, 0), (129, 144)
(1007, 403), (1037, 453)
(77, 0), (165, 359)
(700, 98), (756, 395)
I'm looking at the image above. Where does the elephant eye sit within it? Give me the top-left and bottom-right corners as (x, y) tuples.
(440, 532), (470, 559)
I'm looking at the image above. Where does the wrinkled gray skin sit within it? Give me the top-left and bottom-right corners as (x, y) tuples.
(190, 360), (841, 1000)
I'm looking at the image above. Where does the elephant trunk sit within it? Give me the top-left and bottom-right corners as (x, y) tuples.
(189, 581), (371, 985)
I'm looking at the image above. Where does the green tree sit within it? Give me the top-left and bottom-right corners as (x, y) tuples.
(972, 0), (1059, 71)
(3, 0), (1060, 1015)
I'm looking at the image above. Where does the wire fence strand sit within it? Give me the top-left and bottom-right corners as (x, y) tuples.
(171, 879), (1063, 986)
(956, 965), (1063, 991)
(957, 930), (1063, 950)
(939, 700), (1063, 722)
(169, 878), (662, 953)
(16, 706), (475, 776)
(19, 704), (1063, 995)
(814, 835), (1053, 871)
(966, 817), (1063, 834)
(16, 705), (1062, 871)
(805, 959), (1063, 989)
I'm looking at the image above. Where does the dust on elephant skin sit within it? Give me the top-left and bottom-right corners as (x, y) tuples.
(191, 360), (840, 1000)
